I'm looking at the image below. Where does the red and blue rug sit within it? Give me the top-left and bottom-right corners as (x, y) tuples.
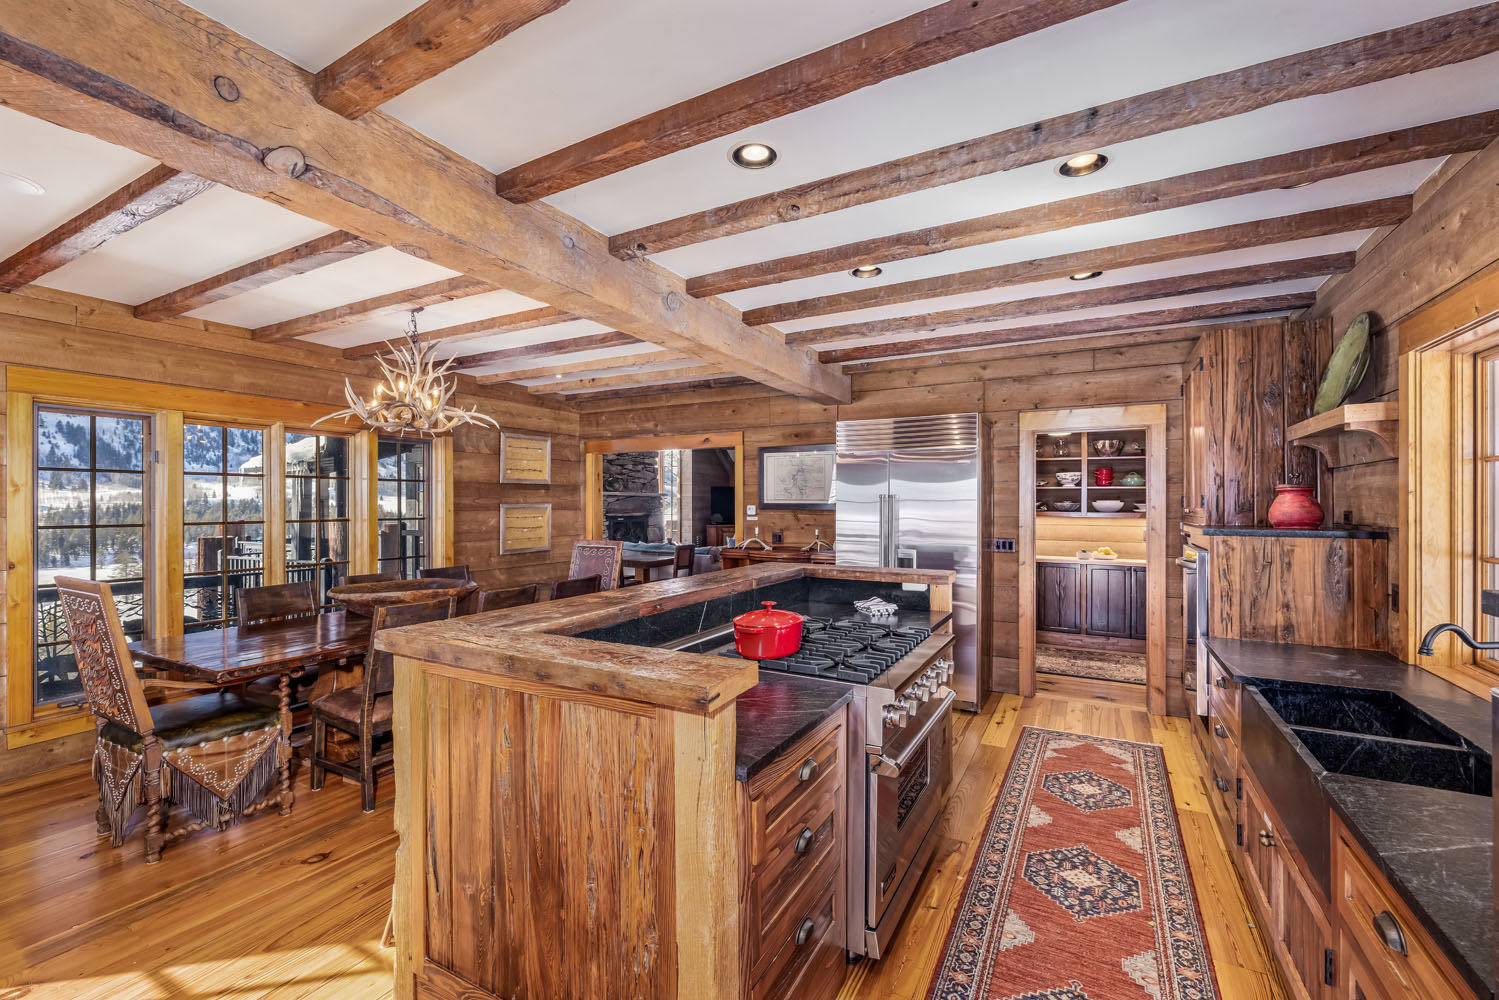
(926, 727), (1220, 1000)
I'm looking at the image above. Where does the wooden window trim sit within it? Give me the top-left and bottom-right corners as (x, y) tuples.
(3, 365), (455, 746)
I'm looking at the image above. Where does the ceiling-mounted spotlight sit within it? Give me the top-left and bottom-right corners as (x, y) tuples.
(1070, 270), (1103, 281)
(850, 265), (883, 279)
(1057, 152), (1108, 178)
(729, 142), (778, 169)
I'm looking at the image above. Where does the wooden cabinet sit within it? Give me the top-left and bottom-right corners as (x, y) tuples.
(1037, 562), (1081, 633)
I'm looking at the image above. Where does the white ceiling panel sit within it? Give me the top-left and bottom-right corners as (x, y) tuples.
(180, 0), (427, 70)
(542, 0), (1478, 234)
(467, 343), (664, 378)
(720, 159), (1442, 310)
(0, 106), (159, 261)
(34, 186), (335, 305)
(190, 246), (461, 329)
(437, 320), (620, 360)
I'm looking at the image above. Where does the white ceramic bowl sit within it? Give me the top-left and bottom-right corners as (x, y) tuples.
(1091, 500), (1125, 513)
(1052, 501), (1081, 512)
(1054, 472), (1082, 486)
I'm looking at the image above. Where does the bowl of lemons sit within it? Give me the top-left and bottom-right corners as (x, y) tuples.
(1092, 546), (1119, 560)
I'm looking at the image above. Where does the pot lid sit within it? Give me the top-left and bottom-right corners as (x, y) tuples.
(734, 601), (803, 630)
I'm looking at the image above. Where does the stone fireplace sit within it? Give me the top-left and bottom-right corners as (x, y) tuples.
(603, 452), (665, 542)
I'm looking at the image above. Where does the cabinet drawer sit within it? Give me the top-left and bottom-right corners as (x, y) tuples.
(1205, 700), (1238, 779)
(1203, 740), (1237, 834)
(1207, 655), (1240, 739)
(746, 718), (843, 867)
(749, 867), (844, 1000)
(747, 791), (840, 966)
(1334, 829), (1473, 1000)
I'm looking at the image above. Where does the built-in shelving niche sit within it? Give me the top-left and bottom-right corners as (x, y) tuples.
(1035, 428), (1149, 519)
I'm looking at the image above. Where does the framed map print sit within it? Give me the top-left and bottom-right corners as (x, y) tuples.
(499, 433), (551, 484)
(758, 444), (835, 510)
(499, 503), (551, 553)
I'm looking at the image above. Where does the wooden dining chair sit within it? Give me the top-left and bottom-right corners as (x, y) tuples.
(56, 577), (285, 864)
(476, 583), (541, 612)
(237, 580), (317, 627)
(568, 540), (624, 591)
(343, 571), (397, 586)
(550, 575), (602, 600)
(309, 597), (454, 812)
(419, 564), (471, 581)
(673, 543), (696, 578)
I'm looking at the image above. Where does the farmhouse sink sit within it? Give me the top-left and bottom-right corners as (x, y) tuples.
(1255, 682), (1464, 746)
(1289, 727), (1492, 797)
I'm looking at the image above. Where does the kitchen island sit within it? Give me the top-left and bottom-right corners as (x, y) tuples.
(377, 563), (954, 1000)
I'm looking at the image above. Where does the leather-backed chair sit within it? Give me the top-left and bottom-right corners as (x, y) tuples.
(343, 571), (397, 586)
(237, 581), (320, 709)
(419, 564), (471, 581)
(476, 583), (541, 612)
(550, 575), (601, 601)
(673, 544), (695, 578)
(309, 597), (454, 812)
(568, 540), (624, 591)
(56, 576), (284, 864)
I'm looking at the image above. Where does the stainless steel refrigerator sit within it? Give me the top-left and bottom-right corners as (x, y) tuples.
(835, 413), (984, 710)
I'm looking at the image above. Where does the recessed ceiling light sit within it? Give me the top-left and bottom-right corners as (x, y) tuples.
(1057, 152), (1108, 178)
(1070, 270), (1103, 281)
(1282, 180), (1315, 190)
(0, 168), (45, 196)
(554, 373), (564, 378)
(850, 265), (883, 279)
(729, 142), (778, 169)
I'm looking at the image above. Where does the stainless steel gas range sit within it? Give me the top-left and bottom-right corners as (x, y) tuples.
(668, 609), (956, 957)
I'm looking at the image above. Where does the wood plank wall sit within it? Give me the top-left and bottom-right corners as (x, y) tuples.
(0, 288), (582, 779)
(576, 337), (1194, 711)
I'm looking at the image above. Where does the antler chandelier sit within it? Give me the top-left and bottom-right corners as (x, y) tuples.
(317, 308), (499, 437)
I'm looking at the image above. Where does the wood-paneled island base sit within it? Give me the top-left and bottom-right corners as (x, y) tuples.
(376, 564), (954, 1000)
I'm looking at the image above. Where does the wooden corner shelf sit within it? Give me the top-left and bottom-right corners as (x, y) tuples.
(1287, 403), (1398, 468)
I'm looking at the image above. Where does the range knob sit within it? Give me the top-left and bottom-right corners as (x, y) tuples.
(909, 680), (933, 703)
(881, 702), (909, 728)
(898, 695), (920, 715)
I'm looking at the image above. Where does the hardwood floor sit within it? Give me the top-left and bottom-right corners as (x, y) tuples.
(0, 684), (1285, 1000)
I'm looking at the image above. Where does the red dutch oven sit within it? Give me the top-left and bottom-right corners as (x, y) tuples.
(733, 601), (804, 659)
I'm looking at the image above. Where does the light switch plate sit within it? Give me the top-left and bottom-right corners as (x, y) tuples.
(745, 504), (757, 516)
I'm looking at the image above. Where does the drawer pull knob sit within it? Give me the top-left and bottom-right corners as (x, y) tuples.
(1373, 910), (1407, 956)
(1215, 676), (1227, 688)
(1258, 830), (1275, 848)
(795, 917), (815, 947)
(1214, 724), (1228, 739)
(1214, 776), (1230, 793)
(797, 757), (819, 782)
(793, 826), (815, 855)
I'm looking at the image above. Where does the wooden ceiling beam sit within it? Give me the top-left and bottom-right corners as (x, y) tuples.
(742, 197), (1411, 326)
(842, 327), (1211, 374)
(689, 112), (1499, 296)
(455, 330), (640, 368)
(534, 363), (725, 393)
(341, 304), (575, 358)
(132, 230), (375, 321)
(0, 165), (212, 291)
(563, 375), (756, 401)
(493, 0), (1125, 201)
(784, 253), (1352, 347)
(252, 276), (491, 342)
(476, 349), (686, 383)
(615, 5), (1499, 257)
(315, 0), (571, 118)
(0, 0), (848, 402)
(815, 292), (1316, 364)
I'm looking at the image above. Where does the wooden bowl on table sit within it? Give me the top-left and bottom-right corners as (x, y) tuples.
(327, 578), (478, 617)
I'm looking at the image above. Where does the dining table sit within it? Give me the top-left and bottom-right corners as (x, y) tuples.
(620, 552), (675, 585)
(127, 611), (371, 814)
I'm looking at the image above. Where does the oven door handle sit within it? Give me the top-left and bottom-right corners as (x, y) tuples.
(870, 690), (955, 777)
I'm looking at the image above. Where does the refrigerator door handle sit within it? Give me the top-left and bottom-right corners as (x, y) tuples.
(886, 494), (900, 567)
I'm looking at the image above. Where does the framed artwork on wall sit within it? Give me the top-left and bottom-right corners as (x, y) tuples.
(499, 433), (551, 484)
(499, 503), (551, 554)
(758, 444), (835, 510)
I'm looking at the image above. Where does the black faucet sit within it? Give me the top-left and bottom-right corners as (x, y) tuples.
(1417, 622), (1499, 656)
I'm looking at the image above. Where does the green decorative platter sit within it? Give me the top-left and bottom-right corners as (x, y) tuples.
(1313, 312), (1372, 414)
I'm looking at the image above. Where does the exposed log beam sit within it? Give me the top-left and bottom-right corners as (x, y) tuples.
(493, 0), (1125, 201)
(533, 363), (725, 394)
(0, 0), (848, 402)
(842, 327), (1210, 374)
(341, 304), (575, 358)
(0, 165), (211, 291)
(742, 198), (1411, 326)
(455, 330), (640, 368)
(315, 0), (571, 119)
(133, 230), (374, 321)
(614, 5), (1499, 257)
(476, 349), (686, 383)
(253, 276), (490, 342)
(784, 254), (1352, 347)
(565, 375), (756, 401)
(816, 292), (1316, 364)
(689, 113), (1499, 297)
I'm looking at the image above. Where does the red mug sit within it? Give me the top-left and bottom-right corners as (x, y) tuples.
(1094, 467), (1113, 486)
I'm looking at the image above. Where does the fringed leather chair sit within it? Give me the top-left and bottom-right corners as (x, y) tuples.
(476, 583), (541, 612)
(568, 540), (624, 591)
(57, 577), (284, 864)
(309, 597), (454, 812)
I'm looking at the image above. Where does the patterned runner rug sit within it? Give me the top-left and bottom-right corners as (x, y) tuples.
(926, 727), (1219, 1000)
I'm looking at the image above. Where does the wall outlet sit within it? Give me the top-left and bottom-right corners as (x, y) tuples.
(993, 538), (1017, 553)
(745, 504), (757, 517)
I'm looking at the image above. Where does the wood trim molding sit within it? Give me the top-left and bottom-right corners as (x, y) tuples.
(5, 365), (348, 425)
(583, 432), (746, 542)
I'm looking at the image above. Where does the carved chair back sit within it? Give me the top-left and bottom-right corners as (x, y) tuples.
(568, 540), (623, 591)
(673, 544), (695, 578)
(550, 575), (602, 601)
(237, 581), (317, 628)
(477, 583), (541, 612)
(55, 577), (154, 735)
(365, 598), (455, 701)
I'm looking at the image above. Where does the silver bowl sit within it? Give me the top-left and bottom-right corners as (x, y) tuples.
(1052, 501), (1081, 512)
(1092, 438), (1124, 456)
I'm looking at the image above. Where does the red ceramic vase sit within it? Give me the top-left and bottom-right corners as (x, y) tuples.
(1093, 467), (1113, 486)
(1267, 484), (1323, 529)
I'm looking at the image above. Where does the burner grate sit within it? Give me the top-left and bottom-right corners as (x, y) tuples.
(746, 613), (933, 682)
